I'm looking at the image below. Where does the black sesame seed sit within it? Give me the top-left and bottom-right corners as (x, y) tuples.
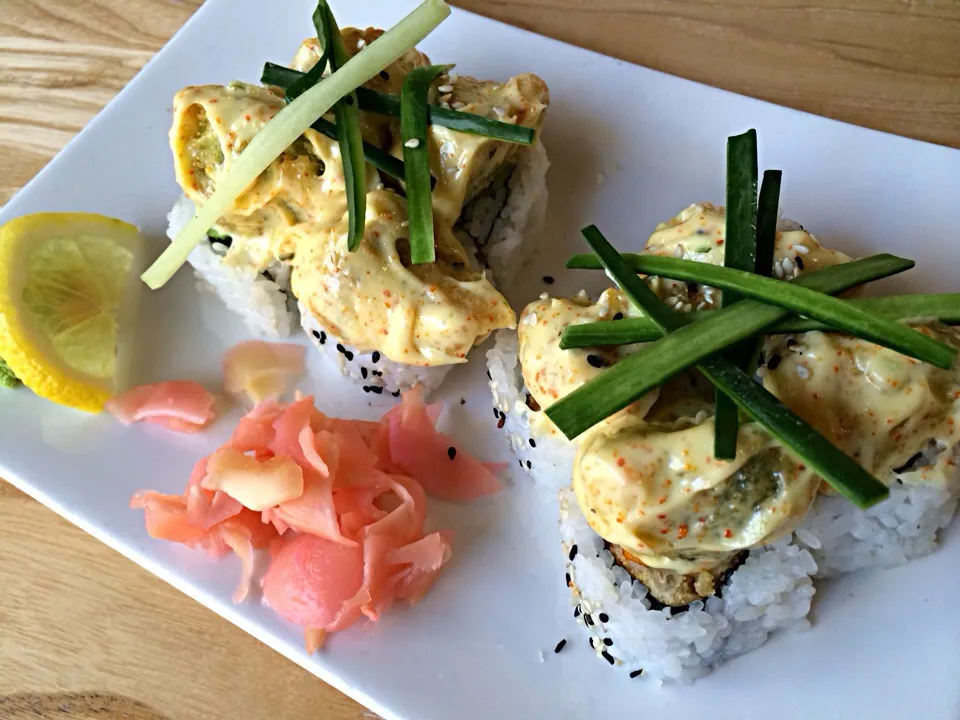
(584, 614), (594, 627)
(589, 637), (595, 649)
(460, 398), (466, 405)
(263, 270), (275, 283)
(361, 367), (368, 379)
(337, 343), (348, 355)
(369, 386), (383, 395)
(392, 390), (401, 397)
(362, 386), (371, 393)
(542, 275), (555, 284)
(518, 459), (523, 467)
(598, 612), (609, 623)
(574, 605), (581, 618)
(447, 446), (457, 460)
(786, 338), (798, 348)
(568, 544), (578, 561)
(565, 572), (572, 586)
(529, 437), (537, 448)
(795, 256), (805, 271)
(613, 312), (624, 321)
(319, 331), (327, 344)
(372, 370), (383, 377)
(379, 70), (390, 80)
(601, 650), (615, 665)
(554, 639), (567, 653)
(686, 282), (699, 295)
(311, 330), (321, 340)
(372, 351), (381, 364)
(486, 370), (492, 380)
(629, 669), (643, 679)
(586, 354), (606, 369)
(497, 415), (505, 429)
(525, 460), (532, 469)
(603, 638), (613, 647)
(767, 353), (782, 371)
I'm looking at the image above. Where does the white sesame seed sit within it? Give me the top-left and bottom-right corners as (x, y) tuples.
(404, 138), (420, 149)
(794, 244), (810, 254)
(665, 296), (681, 308)
(792, 265), (801, 278)
(696, 301), (707, 311)
(375, 183), (384, 190)
(673, 245), (685, 259)
(781, 257), (795, 275)
(796, 365), (810, 379)
(356, 38), (366, 48)
(401, 220), (409, 227)
(493, 106), (508, 117)
(539, 292), (549, 300)
(437, 84), (454, 93)
(774, 260), (785, 279)
(452, 101), (466, 110)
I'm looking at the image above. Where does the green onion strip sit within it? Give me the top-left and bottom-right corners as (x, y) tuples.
(565, 253), (956, 369)
(714, 130), (759, 459)
(401, 65), (450, 264)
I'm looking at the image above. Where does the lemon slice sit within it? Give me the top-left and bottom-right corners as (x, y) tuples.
(0, 213), (143, 412)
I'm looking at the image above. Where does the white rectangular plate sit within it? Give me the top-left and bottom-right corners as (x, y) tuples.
(2, 1), (959, 718)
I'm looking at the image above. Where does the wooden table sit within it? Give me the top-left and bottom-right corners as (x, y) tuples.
(1, 0), (957, 717)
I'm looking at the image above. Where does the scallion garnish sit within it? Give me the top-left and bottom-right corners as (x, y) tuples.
(560, 293), (960, 348)
(262, 63), (536, 145)
(549, 250), (912, 434)
(141, 0), (451, 289)
(565, 253), (956, 369)
(402, 65), (450, 264)
(547, 226), (889, 509)
(314, 1), (367, 251)
(714, 130), (759, 459)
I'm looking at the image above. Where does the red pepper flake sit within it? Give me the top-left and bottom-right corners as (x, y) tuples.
(616, 457), (626, 467)
(657, 495), (667, 505)
(833, 365), (840, 373)
(716, 239), (724, 246)
(244, 114), (252, 121)
(724, 529), (733, 538)
(796, 463), (806, 471)
(677, 524), (688, 539)
(656, 513), (667, 520)
(659, 528), (670, 535)
(382, 289), (392, 298)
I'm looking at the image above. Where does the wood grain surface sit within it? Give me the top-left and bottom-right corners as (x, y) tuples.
(0, 0), (957, 718)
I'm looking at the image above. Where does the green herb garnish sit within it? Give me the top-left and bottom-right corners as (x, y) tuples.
(401, 65), (450, 264)
(313, 1), (367, 251)
(565, 253), (956, 369)
(547, 226), (889, 509)
(560, 293), (960, 348)
(262, 63), (536, 145)
(714, 130), (759, 459)
(0, 358), (18, 389)
(550, 250), (912, 435)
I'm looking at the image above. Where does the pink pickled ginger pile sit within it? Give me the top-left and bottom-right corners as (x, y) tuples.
(131, 387), (501, 649)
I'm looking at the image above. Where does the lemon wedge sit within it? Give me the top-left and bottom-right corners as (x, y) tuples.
(0, 213), (143, 412)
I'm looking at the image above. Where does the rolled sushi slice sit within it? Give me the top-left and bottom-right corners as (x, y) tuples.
(487, 288), (660, 489)
(759, 325), (960, 576)
(294, 189), (516, 396)
(559, 409), (823, 682)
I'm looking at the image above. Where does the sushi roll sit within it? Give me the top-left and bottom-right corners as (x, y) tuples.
(165, 27), (551, 394)
(494, 200), (960, 681)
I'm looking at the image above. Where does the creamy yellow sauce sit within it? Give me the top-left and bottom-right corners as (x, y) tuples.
(517, 290), (657, 439)
(762, 326), (960, 487)
(573, 414), (821, 573)
(170, 82), (361, 270)
(291, 189), (515, 365)
(392, 73), (550, 226)
(169, 28), (549, 367)
(644, 203), (852, 310)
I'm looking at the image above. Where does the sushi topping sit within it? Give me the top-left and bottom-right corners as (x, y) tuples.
(131, 386), (505, 648)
